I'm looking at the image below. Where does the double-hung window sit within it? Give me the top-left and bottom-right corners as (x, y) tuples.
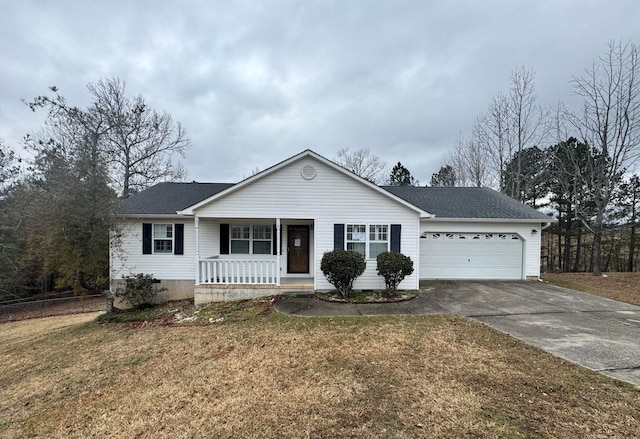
(252, 225), (272, 254)
(346, 224), (389, 259)
(230, 224), (272, 255)
(369, 224), (389, 258)
(153, 224), (173, 253)
(230, 225), (250, 254)
(346, 224), (367, 256)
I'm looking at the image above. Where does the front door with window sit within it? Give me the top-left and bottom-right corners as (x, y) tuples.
(287, 225), (309, 273)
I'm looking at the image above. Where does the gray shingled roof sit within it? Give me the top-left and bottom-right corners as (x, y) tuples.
(121, 181), (552, 220)
(382, 186), (552, 220)
(121, 182), (234, 214)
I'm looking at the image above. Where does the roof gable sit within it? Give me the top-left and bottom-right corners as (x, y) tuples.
(178, 150), (430, 216)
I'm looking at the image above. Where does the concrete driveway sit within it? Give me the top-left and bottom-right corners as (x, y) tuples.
(427, 281), (640, 387)
(275, 280), (640, 386)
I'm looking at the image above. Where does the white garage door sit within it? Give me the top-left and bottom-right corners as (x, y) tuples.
(420, 232), (523, 279)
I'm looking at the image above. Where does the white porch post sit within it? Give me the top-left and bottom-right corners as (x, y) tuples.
(194, 215), (200, 284)
(276, 218), (281, 286)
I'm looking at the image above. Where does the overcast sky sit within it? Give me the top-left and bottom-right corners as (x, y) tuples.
(2, 1), (640, 184)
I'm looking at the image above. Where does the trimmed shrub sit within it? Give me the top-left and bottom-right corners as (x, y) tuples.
(115, 273), (166, 309)
(320, 249), (366, 297)
(376, 252), (414, 296)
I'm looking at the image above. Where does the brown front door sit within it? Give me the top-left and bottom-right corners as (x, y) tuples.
(287, 225), (309, 273)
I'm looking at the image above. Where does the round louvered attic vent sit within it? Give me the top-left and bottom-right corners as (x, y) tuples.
(300, 164), (317, 180)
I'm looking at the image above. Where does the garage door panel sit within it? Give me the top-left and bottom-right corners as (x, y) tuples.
(420, 232), (523, 280)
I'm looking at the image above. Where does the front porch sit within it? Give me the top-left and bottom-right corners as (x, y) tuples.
(193, 217), (315, 303)
(194, 277), (314, 304)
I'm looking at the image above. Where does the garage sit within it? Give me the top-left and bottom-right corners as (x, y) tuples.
(420, 232), (523, 280)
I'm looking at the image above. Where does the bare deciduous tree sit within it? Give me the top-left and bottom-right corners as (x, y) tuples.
(90, 78), (189, 198)
(475, 92), (512, 188)
(568, 40), (640, 276)
(25, 78), (190, 198)
(474, 66), (549, 197)
(335, 147), (388, 184)
(448, 133), (491, 187)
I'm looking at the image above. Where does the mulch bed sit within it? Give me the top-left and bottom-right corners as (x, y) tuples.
(315, 290), (418, 304)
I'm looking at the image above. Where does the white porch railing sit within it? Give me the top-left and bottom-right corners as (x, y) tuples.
(198, 259), (279, 285)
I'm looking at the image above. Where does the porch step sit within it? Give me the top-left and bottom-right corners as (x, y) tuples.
(194, 283), (314, 305)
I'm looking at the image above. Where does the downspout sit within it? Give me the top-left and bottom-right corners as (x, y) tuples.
(276, 218), (281, 286)
(195, 215), (200, 284)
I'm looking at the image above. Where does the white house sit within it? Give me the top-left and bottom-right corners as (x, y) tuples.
(111, 150), (553, 304)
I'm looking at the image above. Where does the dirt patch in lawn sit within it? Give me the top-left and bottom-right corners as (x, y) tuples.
(96, 297), (279, 326)
(1, 303), (639, 438)
(542, 272), (640, 306)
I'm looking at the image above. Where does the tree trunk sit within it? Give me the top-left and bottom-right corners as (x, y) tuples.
(563, 232), (571, 272)
(592, 230), (602, 276)
(573, 230), (582, 272)
(629, 203), (637, 272)
(557, 230), (563, 271)
(603, 230), (615, 272)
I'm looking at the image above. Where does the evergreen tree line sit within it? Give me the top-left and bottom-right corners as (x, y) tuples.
(506, 140), (638, 273)
(0, 78), (189, 301)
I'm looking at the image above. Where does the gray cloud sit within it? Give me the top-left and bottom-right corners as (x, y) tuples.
(2, 0), (640, 184)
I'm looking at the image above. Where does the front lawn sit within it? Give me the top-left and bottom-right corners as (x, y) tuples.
(1, 300), (639, 438)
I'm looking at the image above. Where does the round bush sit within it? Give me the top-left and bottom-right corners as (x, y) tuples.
(376, 252), (414, 296)
(320, 249), (366, 297)
(115, 273), (165, 309)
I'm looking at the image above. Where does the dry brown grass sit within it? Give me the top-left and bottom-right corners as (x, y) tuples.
(542, 272), (640, 306)
(1, 304), (639, 438)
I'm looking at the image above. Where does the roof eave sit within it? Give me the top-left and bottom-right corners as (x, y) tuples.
(422, 217), (556, 223)
(116, 213), (190, 219)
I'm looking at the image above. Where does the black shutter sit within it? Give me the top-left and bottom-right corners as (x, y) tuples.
(272, 224), (278, 255)
(174, 224), (184, 255)
(334, 224), (345, 250)
(220, 224), (230, 254)
(390, 224), (401, 253)
(142, 223), (152, 254)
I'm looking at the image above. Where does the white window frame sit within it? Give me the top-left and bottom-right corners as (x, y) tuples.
(230, 224), (273, 255)
(153, 223), (174, 254)
(346, 224), (367, 257)
(346, 223), (390, 260)
(252, 225), (273, 255)
(230, 225), (250, 254)
(368, 224), (389, 259)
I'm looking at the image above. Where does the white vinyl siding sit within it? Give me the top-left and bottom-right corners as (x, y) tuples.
(194, 156), (421, 290)
(111, 219), (195, 280)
